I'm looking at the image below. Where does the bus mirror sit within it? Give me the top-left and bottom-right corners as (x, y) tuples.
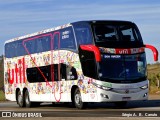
(145, 44), (158, 61)
(80, 45), (101, 62)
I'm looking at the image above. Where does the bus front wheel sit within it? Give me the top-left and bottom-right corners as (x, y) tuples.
(74, 88), (87, 109)
(17, 91), (25, 107)
(24, 90), (40, 108)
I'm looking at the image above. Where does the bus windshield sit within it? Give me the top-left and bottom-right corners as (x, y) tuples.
(92, 22), (143, 44)
(98, 53), (146, 82)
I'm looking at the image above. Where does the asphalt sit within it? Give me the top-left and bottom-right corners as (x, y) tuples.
(0, 95), (160, 120)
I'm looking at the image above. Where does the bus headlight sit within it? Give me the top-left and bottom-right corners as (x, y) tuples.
(93, 82), (113, 91)
(140, 84), (148, 89)
(101, 86), (112, 90)
(97, 84), (101, 88)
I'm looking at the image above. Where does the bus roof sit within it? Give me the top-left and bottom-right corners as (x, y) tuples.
(72, 20), (134, 24)
(5, 20), (134, 44)
(5, 23), (72, 44)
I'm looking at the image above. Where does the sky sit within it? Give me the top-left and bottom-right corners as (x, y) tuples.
(0, 0), (160, 63)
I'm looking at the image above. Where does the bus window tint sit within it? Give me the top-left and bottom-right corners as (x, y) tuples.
(24, 35), (51, 54)
(94, 25), (117, 42)
(25, 40), (36, 54)
(37, 36), (51, 52)
(36, 38), (43, 53)
(60, 27), (76, 50)
(119, 26), (138, 41)
(27, 67), (37, 82)
(5, 41), (26, 58)
(5, 43), (11, 58)
(93, 23), (142, 43)
(53, 34), (59, 50)
(16, 41), (26, 57)
(74, 24), (93, 46)
(43, 36), (51, 51)
(5, 35), (52, 58)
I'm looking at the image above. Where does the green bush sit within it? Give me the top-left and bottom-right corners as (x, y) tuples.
(148, 74), (156, 86)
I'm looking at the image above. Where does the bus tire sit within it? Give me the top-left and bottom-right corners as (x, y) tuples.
(24, 90), (40, 108)
(74, 88), (87, 109)
(24, 90), (32, 108)
(17, 91), (25, 107)
(114, 101), (127, 107)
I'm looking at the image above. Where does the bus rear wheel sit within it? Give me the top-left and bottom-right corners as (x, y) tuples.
(74, 88), (87, 109)
(24, 90), (40, 108)
(17, 91), (25, 107)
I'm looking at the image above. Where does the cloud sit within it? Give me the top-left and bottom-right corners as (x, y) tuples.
(1, 2), (160, 23)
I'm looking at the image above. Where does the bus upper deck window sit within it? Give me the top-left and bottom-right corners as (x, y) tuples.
(74, 23), (93, 46)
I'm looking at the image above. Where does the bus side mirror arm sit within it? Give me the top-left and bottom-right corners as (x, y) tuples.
(145, 44), (158, 61)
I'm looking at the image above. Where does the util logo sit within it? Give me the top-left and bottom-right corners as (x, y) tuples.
(118, 49), (129, 54)
(7, 57), (26, 84)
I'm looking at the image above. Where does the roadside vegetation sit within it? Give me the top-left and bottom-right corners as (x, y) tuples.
(0, 55), (160, 101)
(0, 90), (5, 101)
(0, 55), (4, 101)
(147, 62), (160, 94)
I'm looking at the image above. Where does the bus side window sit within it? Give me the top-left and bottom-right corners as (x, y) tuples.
(27, 64), (61, 83)
(37, 66), (50, 82)
(42, 36), (51, 51)
(50, 64), (59, 81)
(66, 64), (78, 80)
(5, 40), (26, 58)
(25, 40), (36, 54)
(17, 41), (26, 56)
(5, 43), (11, 58)
(60, 64), (67, 80)
(76, 28), (90, 44)
(53, 34), (59, 50)
(27, 67), (37, 83)
(60, 27), (76, 50)
(36, 36), (51, 53)
(74, 23), (93, 46)
(9, 43), (15, 58)
(60, 63), (78, 80)
(54, 64), (59, 81)
(36, 38), (43, 53)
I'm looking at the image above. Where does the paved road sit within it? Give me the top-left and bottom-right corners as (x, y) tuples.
(0, 95), (160, 119)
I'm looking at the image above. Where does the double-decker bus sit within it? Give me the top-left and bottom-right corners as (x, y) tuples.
(4, 20), (158, 109)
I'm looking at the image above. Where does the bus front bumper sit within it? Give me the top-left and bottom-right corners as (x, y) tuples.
(97, 88), (148, 102)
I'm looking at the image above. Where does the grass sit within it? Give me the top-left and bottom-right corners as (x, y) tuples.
(149, 86), (160, 94)
(147, 63), (160, 75)
(0, 90), (5, 101)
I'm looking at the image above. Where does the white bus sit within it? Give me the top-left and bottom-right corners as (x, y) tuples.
(4, 20), (158, 109)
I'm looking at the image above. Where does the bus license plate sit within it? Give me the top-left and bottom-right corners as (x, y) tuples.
(122, 97), (131, 101)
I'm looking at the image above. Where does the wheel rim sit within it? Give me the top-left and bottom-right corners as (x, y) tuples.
(18, 94), (22, 105)
(25, 93), (29, 105)
(75, 92), (81, 105)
